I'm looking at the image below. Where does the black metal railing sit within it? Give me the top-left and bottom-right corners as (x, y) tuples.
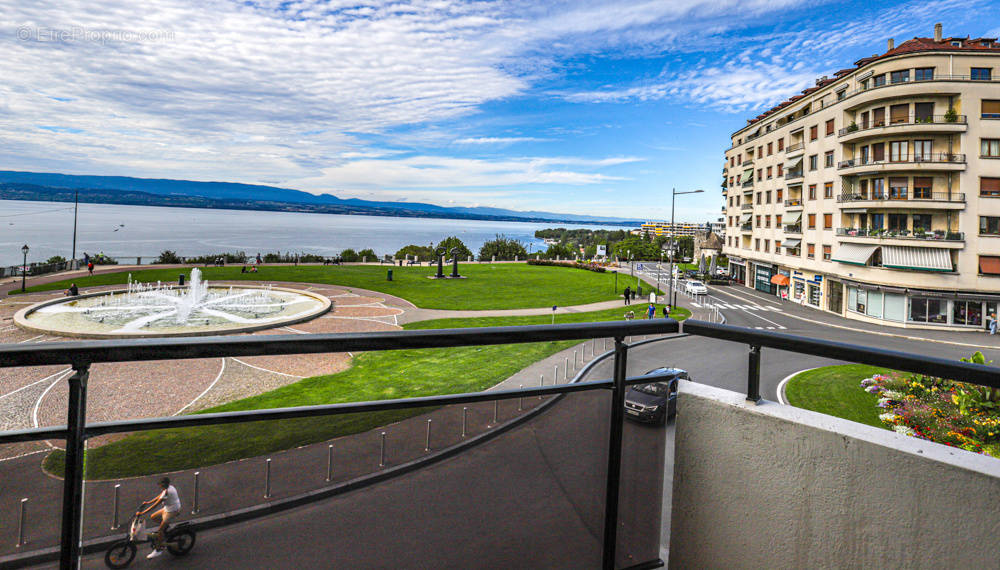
(784, 170), (803, 180)
(784, 199), (803, 207)
(3, 320), (999, 569)
(836, 191), (966, 203)
(836, 227), (965, 241)
(838, 154), (966, 169)
(741, 204), (753, 211)
(783, 225), (802, 234)
(740, 223), (753, 232)
(838, 115), (968, 137)
(785, 142), (804, 153)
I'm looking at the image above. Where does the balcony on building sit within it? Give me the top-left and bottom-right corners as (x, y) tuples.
(741, 203), (754, 211)
(785, 141), (805, 158)
(784, 198), (803, 210)
(838, 114), (967, 143)
(784, 169), (804, 183)
(740, 222), (753, 233)
(838, 153), (966, 176)
(831, 241), (956, 272)
(783, 224), (802, 235)
(835, 227), (965, 248)
(836, 190), (965, 210)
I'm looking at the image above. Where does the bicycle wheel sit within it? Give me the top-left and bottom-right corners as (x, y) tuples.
(104, 540), (136, 569)
(166, 529), (196, 556)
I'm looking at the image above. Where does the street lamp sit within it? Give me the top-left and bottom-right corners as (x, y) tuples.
(21, 244), (29, 292)
(667, 188), (704, 309)
(71, 188), (79, 269)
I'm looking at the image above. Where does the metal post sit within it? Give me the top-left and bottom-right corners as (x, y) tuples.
(539, 374), (545, 399)
(71, 189), (78, 269)
(16, 498), (27, 547)
(575, 350), (579, 369)
(192, 472), (200, 514)
(747, 345), (762, 403)
(264, 458), (272, 498)
(604, 338), (608, 351)
(492, 400), (498, 424)
(554, 365), (559, 384)
(564, 357), (569, 379)
(518, 384), (523, 411)
(602, 338), (629, 570)
(462, 407), (468, 437)
(379, 432), (387, 467)
(325, 446), (334, 482)
(111, 485), (121, 529)
(424, 420), (432, 451)
(59, 363), (89, 569)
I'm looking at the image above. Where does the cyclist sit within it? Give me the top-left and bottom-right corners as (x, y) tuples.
(136, 477), (181, 559)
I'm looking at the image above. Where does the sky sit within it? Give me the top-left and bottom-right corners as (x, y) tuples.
(1, 0), (998, 222)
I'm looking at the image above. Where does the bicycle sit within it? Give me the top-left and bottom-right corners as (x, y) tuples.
(104, 512), (196, 568)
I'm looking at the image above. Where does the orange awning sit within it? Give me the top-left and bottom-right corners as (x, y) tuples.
(770, 274), (790, 286)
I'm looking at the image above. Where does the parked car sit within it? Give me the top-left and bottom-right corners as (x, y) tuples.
(624, 367), (688, 424)
(684, 269), (698, 279)
(685, 280), (707, 295)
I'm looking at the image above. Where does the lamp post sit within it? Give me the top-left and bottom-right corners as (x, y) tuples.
(71, 188), (78, 269)
(667, 188), (704, 309)
(20, 244), (29, 292)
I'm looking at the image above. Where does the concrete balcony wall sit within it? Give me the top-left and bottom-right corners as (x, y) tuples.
(669, 382), (1000, 569)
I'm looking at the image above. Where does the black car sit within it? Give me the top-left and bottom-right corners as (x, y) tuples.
(623, 368), (688, 424)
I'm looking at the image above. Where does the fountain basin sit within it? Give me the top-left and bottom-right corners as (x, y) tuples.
(14, 284), (332, 339)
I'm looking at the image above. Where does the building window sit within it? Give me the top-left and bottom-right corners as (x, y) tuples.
(755, 238), (760, 251)
(807, 244), (815, 259)
(824, 182), (833, 198)
(972, 68), (993, 81)
(737, 153), (742, 163)
(913, 177), (933, 199)
(767, 142), (773, 155)
(824, 151), (834, 168)
(888, 213), (907, 232)
(808, 214), (816, 229)
(909, 298), (948, 323)
(756, 192), (762, 204)
(825, 119), (834, 136)
(775, 240), (782, 251)
(982, 177), (1000, 197)
(981, 256), (1000, 276)
(889, 177), (908, 200)
(764, 240), (770, 253)
(873, 74), (886, 87)
(914, 67), (934, 81)
(809, 125), (818, 141)
(872, 179), (885, 199)
(890, 104), (909, 124)
(889, 141), (908, 162)
(765, 215), (771, 228)
(757, 169), (763, 181)
(913, 214), (932, 232)
(809, 155), (818, 170)
(778, 139), (784, 151)
(808, 184), (816, 200)
(860, 79), (869, 90)
(872, 108), (886, 127)
(983, 139), (1000, 157)
(756, 215), (761, 226)
(984, 100), (1000, 119)
(766, 166), (773, 179)
(890, 70), (910, 84)
(872, 142), (885, 162)
(776, 214), (782, 225)
(914, 102), (934, 122)
(914, 140), (933, 161)
(776, 189), (783, 202)
(823, 245), (831, 260)
(823, 213), (833, 229)
(766, 190), (772, 203)
(981, 216), (1000, 235)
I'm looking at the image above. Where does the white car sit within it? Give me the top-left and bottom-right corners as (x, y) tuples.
(685, 280), (707, 295)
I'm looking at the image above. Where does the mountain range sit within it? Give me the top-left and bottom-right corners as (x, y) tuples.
(0, 171), (640, 225)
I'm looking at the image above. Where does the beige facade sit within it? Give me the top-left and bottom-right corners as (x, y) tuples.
(722, 31), (1000, 330)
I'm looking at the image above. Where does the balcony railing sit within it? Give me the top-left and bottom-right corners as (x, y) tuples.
(836, 227), (965, 241)
(740, 223), (753, 232)
(837, 154), (966, 169)
(838, 115), (968, 137)
(742, 179), (754, 188)
(836, 192), (966, 203)
(742, 158), (754, 166)
(839, 74), (1000, 101)
(783, 224), (802, 234)
(785, 142), (804, 153)
(784, 170), (803, 180)
(741, 203), (753, 211)
(784, 199), (803, 208)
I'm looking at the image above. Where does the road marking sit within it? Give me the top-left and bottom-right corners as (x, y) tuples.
(33, 371), (71, 428)
(777, 367), (820, 405)
(17, 335), (45, 344)
(0, 449), (49, 463)
(0, 368), (72, 401)
(690, 302), (701, 307)
(230, 357), (305, 378)
(174, 358), (227, 415)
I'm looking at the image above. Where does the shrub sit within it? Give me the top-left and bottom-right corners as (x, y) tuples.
(478, 234), (527, 261)
(435, 236), (473, 259)
(45, 255), (67, 264)
(526, 259), (606, 273)
(340, 249), (360, 262)
(357, 248), (377, 261)
(944, 106), (958, 123)
(396, 244), (435, 261)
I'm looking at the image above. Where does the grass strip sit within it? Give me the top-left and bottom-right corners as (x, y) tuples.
(783, 364), (888, 429)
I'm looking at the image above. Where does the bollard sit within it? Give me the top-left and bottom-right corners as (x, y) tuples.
(539, 374), (545, 399)
(379, 432), (387, 467)
(554, 365), (559, 384)
(264, 459), (272, 498)
(112, 484), (121, 529)
(564, 357), (569, 379)
(493, 400), (499, 425)
(575, 350), (579, 369)
(462, 407), (469, 437)
(192, 472), (200, 514)
(518, 384), (523, 411)
(425, 420), (432, 451)
(16, 498), (27, 547)
(326, 445), (334, 482)
(604, 338), (608, 351)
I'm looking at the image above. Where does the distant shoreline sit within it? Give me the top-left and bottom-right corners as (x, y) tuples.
(0, 184), (639, 227)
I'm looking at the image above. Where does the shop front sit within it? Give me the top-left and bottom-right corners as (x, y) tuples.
(770, 270), (791, 300)
(845, 281), (1000, 330)
(729, 257), (746, 285)
(754, 264), (776, 295)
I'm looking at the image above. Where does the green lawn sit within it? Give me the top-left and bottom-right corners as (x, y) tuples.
(783, 365), (888, 428)
(18, 264), (652, 310)
(46, 305), (686, 479)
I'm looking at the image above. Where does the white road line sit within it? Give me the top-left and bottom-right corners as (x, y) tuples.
(776, 367), (820, 405)
(17, 335), (45, 344)
(722, 285), (783, 307)
(0, 449), (49, 463)
(230, 357), (304, 378)
(0, 368), (71, 401)
(33, 371), (71, 428)
(690, 302), (701, 308)
(281, 326), (310, 334)
(174, 358), (227, 415)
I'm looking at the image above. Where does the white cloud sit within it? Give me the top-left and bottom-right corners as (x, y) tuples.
(454, 136), (544, 145)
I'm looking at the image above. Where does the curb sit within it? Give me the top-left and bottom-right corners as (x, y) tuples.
(776, 367), (820, 406)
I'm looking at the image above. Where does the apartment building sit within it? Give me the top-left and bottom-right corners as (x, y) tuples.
(639, 221), (704, 238)
(722, 24), (1000, 330)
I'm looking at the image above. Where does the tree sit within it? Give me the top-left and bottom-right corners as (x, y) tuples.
(155, 250), (182, 264)
(395, 244), (434, 261)
(542, 242), (574, 260)
(340, 248), (360, 262)
(357, 248), (377, 261)
(45, 255), (67, 264)
(435, 236), (473, 259)
(478, 234), (527, 261)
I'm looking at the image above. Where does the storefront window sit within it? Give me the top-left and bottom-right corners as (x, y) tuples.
(909, 297), (948, 323)
(953, 301), (983, 326)
(855, 288), (866, 313)
(808, 284), (821, 306)
(866, 291), (883, 318)
(794, 280), (805, 301)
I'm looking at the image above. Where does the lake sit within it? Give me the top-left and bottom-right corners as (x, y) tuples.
(0, 200), (631, 266)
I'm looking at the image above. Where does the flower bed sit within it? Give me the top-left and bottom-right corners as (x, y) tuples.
(861, 355), (1000, 457)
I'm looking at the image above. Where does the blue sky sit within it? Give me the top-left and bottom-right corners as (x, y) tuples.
(2, 0), (997, 221)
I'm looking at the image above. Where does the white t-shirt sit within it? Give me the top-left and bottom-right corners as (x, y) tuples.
(162, 485), (181, 513)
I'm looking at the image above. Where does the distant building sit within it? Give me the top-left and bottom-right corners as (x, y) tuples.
(639, 221), (702, 238)
(709, 219), (726, 237)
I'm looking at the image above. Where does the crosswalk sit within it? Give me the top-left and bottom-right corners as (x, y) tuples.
(690, 301), (783, 312)
(689, 300), (788, 330)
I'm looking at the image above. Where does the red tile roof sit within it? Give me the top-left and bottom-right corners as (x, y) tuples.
(738, 34), (1000, 132)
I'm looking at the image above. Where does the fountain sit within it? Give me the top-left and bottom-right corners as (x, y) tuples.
(14, 268), (331, 338)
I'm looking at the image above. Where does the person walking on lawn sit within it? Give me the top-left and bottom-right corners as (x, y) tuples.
(623, 285), (631, 305)
(646, 303), (656, 319)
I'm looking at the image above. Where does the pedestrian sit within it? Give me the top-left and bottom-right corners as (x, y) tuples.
(87, 261), (94, 276)
(647, 303), (656, 319)
(82, 252), (89, 266)
(990, 312), (997, 335)
(662, 306), (669, 318)
(256, 253), (263, 265)
(623, 285), (631, 305)
(64, 283), (79, 296)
